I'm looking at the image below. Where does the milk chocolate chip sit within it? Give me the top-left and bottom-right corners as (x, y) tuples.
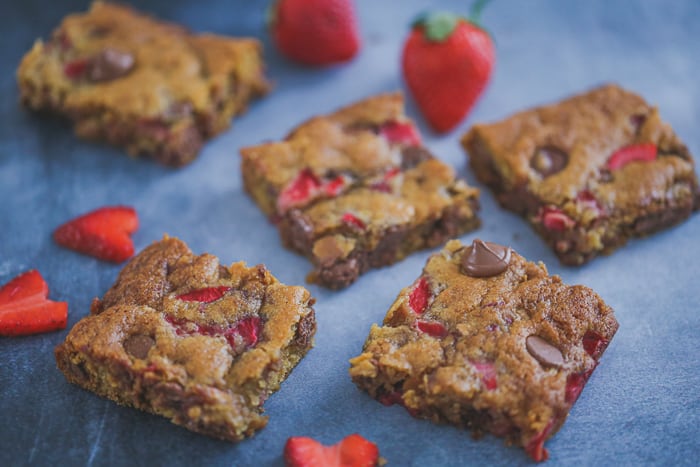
(123, 334), (155, 359)
(461, 239), (511, 277)
(531, 146), (568, 177)
(87, 48), (135, 82)
(401, 146), (433, 170)
(526, 335), (564, 368)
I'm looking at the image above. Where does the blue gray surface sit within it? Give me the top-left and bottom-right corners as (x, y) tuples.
(1, 1), (699, 465)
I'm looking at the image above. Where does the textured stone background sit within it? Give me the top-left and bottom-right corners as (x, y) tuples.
(1, 1), (699, 465)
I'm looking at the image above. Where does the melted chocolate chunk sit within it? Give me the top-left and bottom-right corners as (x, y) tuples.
(401, 146), (433, 170)
(461, 239), (511, 277)
(87, 48), (135, 82)
(293, 310), (317, 348)
(530, 146), (569, 177)
(526, 335), (564, 368)
(123, 334), (155, 359)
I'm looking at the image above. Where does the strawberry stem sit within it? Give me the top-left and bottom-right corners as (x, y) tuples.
(470, 0), (492, 23)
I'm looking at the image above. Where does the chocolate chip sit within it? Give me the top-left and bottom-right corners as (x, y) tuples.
(460, 239), (511, 277)
(123, 334), (155, 359)
(526, 335), (564, 368)
(293, 310), (316, 348)
(87, 48), (135, 82)
(401, 146), (433, 170)
(530, 146), (569, 177)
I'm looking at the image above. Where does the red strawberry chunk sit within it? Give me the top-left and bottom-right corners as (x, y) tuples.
(0, 270), (67, 336)
(380, 121), (422, 146)
(408, 277), (430, 314)
(582, 330), (608, 358)
(539, 206), (575, 232)
(524, 419), (555, 462)
(370, 167), (401, 193)
(341, 213), (366, 230)
(176, 286), (231, 303)
(606, 143), (657, 170)
(284, 434), (379, 467)
(278, 169), (322, 212)
(54, 206), (138, 263)
(565, 368), (594, 404)
(416, 320), (447, 338)
(225, 316), (262, 348)
(471, 360), (498, 390)
(324, 175), (346, 196)
(64, 59), (87, 78)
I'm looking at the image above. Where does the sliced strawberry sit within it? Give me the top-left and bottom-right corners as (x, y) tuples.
(471, 360), (498, 390)
(54, 206), (138, 263)
(0, 270), (47, 306)
(565, 368), (594, 404)
(64, 59), (87, 79)
(324, 175), (346, 196)
(341, 213), (366, 230)
(524, 419), (555, 462)
(408, 277), (430, 314)
(370, 167), (401, 193)
(606, 143), (657, 170)
(582, 330), (608, 358)
(0, 270), (68, 336)
(225, 316), (262, 348)
(277, 169), (322, 212)
(539, 206), (575, 232)
(380, 121), (422, 146)
(284, 434), (379, 467)
(176, 286), (231, 303)
(416, 320), (447, 338)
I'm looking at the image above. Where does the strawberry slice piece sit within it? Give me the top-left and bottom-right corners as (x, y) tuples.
(565, 368), (594, 404)
(416, 320), (447, 338)
(0, 270), (68, 336)
(284, 434), (379, 467)
(341, 213), (366, 230)
(324, 175), (346, 197)
(380, 121), (422, 146)
(63, 59), (87, 79)
(524, 419), (555, 462)
(471, 360), (498, 390)
(539, 206), (575, 232)
(408, 277), (430, 314)
(176, 286), (231, 303)
(606, 143), (657, 170)
(582, 330), (608, 358)
(226, 316), (263, 348)
(54, 206), (138, 263)
(277, 169), (322, 212)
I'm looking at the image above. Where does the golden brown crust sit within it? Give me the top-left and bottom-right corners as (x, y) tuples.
(349, 240), (618, 460)
(17, 2), (269, 166)
(56, 236), (316, 441)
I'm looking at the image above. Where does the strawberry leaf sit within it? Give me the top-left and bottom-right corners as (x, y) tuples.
(413, 11), (460, 42)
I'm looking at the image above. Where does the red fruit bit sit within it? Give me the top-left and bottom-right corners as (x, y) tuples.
(380, 121), (422, 146)
(565, 368), (594, 404)
(606, 143), (657, 170)
(53, 206), (138, 263)
(370, 168), (401, 193)
(63, 59), (87, 79)
(471, 360), (498, 390)
(378, 391), (420, 417)
(582, 330), (608, 358)
(324, 175), (346, 196)
(0, 270), (68, 336)
(225, 316), (262, 348)
(176, 286), (231, 303)
(277, 168), (322, 212)
(540, 206), (575, 232)
(284, 434), (379, 467)
(408, 277), (430, 314)
(524, 419), (555, 462)
(341, 212), (366, 230)
(416, 320), (447, 338)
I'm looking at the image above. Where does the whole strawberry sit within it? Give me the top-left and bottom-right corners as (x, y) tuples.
(402, 3), (495, 133)
(269, 0), (360, 66)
